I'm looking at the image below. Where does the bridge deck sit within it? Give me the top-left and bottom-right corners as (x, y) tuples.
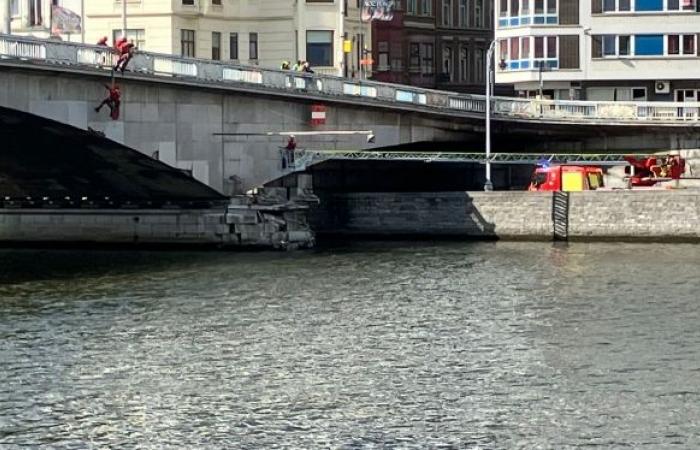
(2, 34), (700, 127)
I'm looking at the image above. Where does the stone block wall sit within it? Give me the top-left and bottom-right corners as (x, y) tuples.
(313, 191), (700, 241)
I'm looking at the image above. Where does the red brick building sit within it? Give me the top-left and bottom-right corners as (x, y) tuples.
(371, 0), (497, 94)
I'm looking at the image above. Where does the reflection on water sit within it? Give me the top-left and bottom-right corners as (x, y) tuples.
(1, 242), (699, 449)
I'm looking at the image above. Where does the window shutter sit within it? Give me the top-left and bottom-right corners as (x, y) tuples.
(591, 35), (602, 58)
(591, 0), (602, 13)
(559, 35), (580, 68)
(559, 0), (580, 24)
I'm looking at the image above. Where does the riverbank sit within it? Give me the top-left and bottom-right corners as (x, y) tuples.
(312, 190), (700, 242)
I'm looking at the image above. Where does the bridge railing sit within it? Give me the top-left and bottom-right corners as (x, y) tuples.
(2, 33), (700, 125)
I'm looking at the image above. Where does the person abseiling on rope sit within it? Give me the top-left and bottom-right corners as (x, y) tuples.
(96, 36), (108, 46)
(95, 83), (121, 120)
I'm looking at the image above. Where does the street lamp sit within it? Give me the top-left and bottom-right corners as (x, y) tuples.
(484, 40), (496, 191)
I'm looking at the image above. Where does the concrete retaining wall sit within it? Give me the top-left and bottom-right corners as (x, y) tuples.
(312, 191), (700, 241)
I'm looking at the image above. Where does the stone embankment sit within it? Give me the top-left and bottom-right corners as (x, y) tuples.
(312, 190), (700, 241)
(0, 189), (316, 249)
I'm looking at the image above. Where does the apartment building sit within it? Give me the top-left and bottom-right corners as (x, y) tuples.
(372, 0), (495, 93)
(80, 0), (368, 77)
(494, 0), (700, 101)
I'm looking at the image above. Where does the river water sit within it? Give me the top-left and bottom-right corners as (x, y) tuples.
(0, 242), (699, 449)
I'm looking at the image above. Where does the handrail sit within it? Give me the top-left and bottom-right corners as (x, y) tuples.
(1, 33), (700, 125)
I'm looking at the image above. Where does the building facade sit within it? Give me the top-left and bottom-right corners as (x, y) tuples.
(371, 0), (495, 94)
(79, 0), (368, 77)
(494, 0), (700, 101)
(5, 0), (83, 41)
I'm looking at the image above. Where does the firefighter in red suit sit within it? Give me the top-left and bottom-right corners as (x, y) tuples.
(95, 84), (121, 120)
(114, 38), (135, 73)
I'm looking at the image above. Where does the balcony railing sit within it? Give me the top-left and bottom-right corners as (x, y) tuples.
(1, 33), (700, 125)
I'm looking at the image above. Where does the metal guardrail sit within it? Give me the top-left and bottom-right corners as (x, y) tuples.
(1, 33), (700, 125)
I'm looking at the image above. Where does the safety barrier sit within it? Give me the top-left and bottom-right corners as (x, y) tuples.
(1, 34), (700, 125)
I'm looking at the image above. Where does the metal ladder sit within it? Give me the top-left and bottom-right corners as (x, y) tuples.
(552, 191), (570, 241)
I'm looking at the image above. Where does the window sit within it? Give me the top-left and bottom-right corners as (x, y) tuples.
(443, 0), (453, 25)
(212, 0), (222, 4)
(534, 0), (543, 13)
(521, 36), (530, 59)
(667, 0), (695, 8)
(499, 0), (508, 16)
(409, 42), (420, 70)
(249, 32), (258, 60)
(460, 47), (469, 81)
(668, 34), (680, 54)
(603, 35), (616, 55)
(407, 0), (417, 13)
(603, 0), (616, 11)
(546, 36), (556, 58)
(511, 0), (520, 15)
(442, 46), (453, 80)
(229, 33), (238, 59)
(459, 0), (469, 26)
(378, 41), (390, 71)
(421, 43), (434, 75)
(181, 29), (195, 57)
(28, 0), (43, 26)
(635, 0), (663, 10)
(634, 34), (663, 55)
(546, 0), (556, 13)
(522, 0), (530, 13)
(113, 29), (146, 50)
(421, 0), (433, 15)
(212, 32), (221, 60)
(474, 48), (484, 82)
(306, 30), (333, 66)
(683, 34), (695, 54)
(475, 0), (483, 26)
(182, 0), (194, 5)
(510, 37), (520, 59)
(534, 36), (544, 58)
(619, 0), (631, 9)
(619, 35), (630, 55)
(10, 0), (18, 16)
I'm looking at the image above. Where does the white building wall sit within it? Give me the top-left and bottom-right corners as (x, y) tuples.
(494, 0), (700, 99)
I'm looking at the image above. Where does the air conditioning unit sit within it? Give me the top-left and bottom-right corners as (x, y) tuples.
(655, 81), (671, 94)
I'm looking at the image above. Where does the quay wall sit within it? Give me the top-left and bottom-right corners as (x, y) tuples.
(0, 209), (230, 246)
(312, 191), (700, 241)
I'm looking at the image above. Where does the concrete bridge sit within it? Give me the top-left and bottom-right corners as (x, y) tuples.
(2, 33), (700, 192)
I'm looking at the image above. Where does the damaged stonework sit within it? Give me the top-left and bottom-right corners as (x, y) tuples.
(226, 193), (316, 250)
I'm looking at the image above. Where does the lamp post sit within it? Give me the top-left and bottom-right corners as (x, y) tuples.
(484, 40), (496, 191)
(122, 0), (127, 38)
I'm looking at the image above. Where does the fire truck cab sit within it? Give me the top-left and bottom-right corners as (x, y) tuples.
(529, 165), (604, 192)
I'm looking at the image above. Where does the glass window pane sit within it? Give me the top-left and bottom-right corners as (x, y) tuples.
(682, 0), (695, 10)
(668, 0), (680, 8)
(535, 0), (543, 13)
(546, 36), (556, 57)
(634, 34), (663, 55)
(603, 0), (616, 10)
(619, 35), (630, 55)
(546, 0), (556, 13)
(619, 0), (631, 9)
(668, 35), (680, 54)
(683, 35), (695, 54)
(603, 35), (616, 55)
(521, 36), (530, 58)
(510, 37), (520, 59)
(534, 36), (544, 58)
(635, 0), (663, 11)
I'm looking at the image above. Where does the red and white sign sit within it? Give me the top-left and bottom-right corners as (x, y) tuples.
(310, 104), (326, 126)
